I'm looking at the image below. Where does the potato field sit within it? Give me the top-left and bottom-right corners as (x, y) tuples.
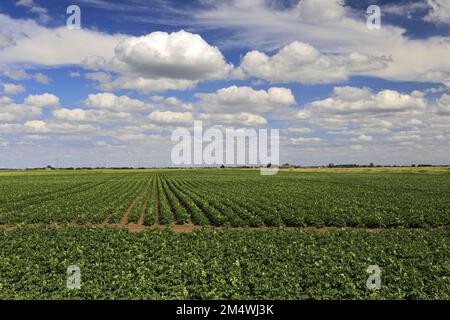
(0, 169), (449, 299)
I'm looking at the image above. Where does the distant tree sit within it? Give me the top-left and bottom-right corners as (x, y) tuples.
(266, 163), (272, 168)
(220, 164), (225, 168)
(369, 162), (374, 167)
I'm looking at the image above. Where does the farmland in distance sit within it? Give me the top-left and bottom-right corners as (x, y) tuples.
(0, 168), (449, 228)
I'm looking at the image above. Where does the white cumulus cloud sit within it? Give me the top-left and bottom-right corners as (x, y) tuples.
(149, 110), (194, 124)
(0, 96), (43, 121)
(109, 30), (232, 81)
(84, 92), (153, 113)
(24, 93), (60, 108)
(238, 41), (388, 84)
(2, 83), (26, 95)
(83, 30), (233, 93)
(196, 86), (296, 113)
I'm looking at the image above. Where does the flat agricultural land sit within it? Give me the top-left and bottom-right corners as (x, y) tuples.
(0, 169), (449, 299)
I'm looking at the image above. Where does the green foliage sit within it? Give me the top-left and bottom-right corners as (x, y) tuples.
(0, 227), (448, 299)
(1, 169), (448, 228)
(0, 169), (448, 299)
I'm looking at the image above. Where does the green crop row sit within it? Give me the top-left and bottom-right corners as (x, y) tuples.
(144, 178), (158, 226)
(156, 176), (173, 225)
(165, 179), (209, 226)
(161, 177), (190, 224)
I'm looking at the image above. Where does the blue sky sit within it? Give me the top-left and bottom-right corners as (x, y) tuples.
(0, 0), (449, 168)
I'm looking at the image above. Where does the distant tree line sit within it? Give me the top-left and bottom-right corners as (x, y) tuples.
(0, 163), (446, 171)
